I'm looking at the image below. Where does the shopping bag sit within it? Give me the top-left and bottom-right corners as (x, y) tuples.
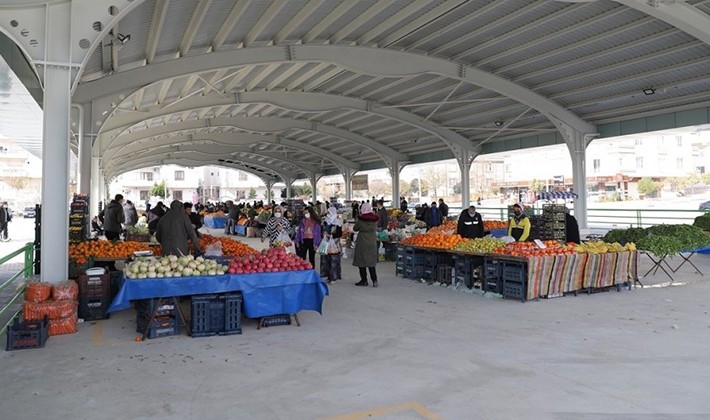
(274, 230), (293, 247)
(204, 241), (223, 257)
(327, 238), (340, 254)
(318, 240), (328, 255)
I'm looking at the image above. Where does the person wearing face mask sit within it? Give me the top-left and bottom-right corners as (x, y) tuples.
(103, 194), (125, 241)
(261, 206), (292, 248)
(0, 201), (11, 242)
(508, 203), (531, 242)
(457, 205), (485, 239)
(295, 207), (322, 267)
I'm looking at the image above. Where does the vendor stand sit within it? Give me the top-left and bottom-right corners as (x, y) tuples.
(203, 216), (228, 229)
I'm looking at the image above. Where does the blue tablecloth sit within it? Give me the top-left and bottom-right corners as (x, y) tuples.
(489, 228), (508, 238)
(108, 271), (329, 318)
(204, 216), (228, 229)
(235, 225), (247, 236)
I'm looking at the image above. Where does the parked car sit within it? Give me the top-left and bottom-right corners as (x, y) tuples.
(23, 207), (36, 218)
(699, 201), (710, 211)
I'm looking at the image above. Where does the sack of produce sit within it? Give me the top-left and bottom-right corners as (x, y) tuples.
(25, 282), (53, 303)
(52, 280), (78, 301)
(49, 313), (78, 336)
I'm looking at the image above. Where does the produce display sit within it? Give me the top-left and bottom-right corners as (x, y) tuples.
(197, 234), (258, 256)
(427, 220), (458, 233)
(69, 240), (161, 264)
(400, 233), (465, 249)
(693, 213), (710, 231)
(574, 241), (636, 253)
(452, 237), (507, 253)
(483, 220), (507, 230)
(604, 224), (710, 257)
(492, 240), (577, 257)
(124, 255), (228, 279)
(226, 247), (312, 274)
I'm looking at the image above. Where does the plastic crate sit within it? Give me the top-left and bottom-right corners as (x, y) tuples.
(260, 314), (292, 327)
(503, 282), (526, 301)
(384, 243), (397, 261)
(395, 264), (405, 277)
(6, 316), (49, 351)
(482, 277), (503, 293)
(404, 265), (424, 280)
(135, 298), (178, 318)
(190, 293), (242, 337)
(136, 315), (181, 339)
(79, 296), (110, 321)
(437, 265), (453, 284)
(77, 272), (110, 298)
(502, 267), (526, 284)
(422, 267), (435, 280)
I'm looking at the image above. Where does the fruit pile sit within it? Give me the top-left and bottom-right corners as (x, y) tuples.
(427, 220), (458, 233)
(483, 220), (507, 230)
(574, 241), (636, 254)
(492, 240), (577, 257)
(400, 233), (465, 250)
(197, 234), (258, 256)
(452, 237), (507, 253)
(69, 240), (161, 264)
(124, 255), (228, 279)
(227, 247), (312, 274)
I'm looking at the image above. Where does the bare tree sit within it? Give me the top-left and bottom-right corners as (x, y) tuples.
(369, 179), (391, 199)
(5, 176), (31, 192)
(421, 166), (448, 199)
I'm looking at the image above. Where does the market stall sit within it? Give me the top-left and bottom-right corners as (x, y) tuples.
(203, 216), (228, 229)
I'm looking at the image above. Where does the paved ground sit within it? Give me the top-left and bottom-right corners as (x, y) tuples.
(0, 226), (709, 419)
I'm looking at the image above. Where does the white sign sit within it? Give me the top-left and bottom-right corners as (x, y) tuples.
(351, 175), (369, 191)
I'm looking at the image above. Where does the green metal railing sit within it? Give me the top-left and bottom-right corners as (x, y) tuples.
(0, 242), (35, 336)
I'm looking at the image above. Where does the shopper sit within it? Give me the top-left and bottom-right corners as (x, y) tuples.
(508, 203), (531, 241)
(261, 205), (292, 248)
(155, 200), (203, 257)
(321, 207), (343, 284)
(295, 207), (322, 267)
(184, 201), (203, 237)
(103, 194), (125, 240)
(147, 201), (166, 235)
(425, 201), (441, 230)
(399, 197), (408, 213)
(438, 198), (449, 220)
(123, 200), (138, 228)
(565, 208), (581, 244)
(0, 201), (11, 242)
(376, 200), (388, 232)
(353, 202), (379, 287)
(457, 205), (485, 239)
(224, 201), (239, 235)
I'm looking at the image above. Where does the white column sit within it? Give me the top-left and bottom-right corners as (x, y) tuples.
(343, 169), (354, 201)
(390, 161), (401, 209)
(567, 132), (593, 229)
(284, 178), (292, 199)
(90, 157), (100, 216)
(76, 105), (91, 195)
(310, 173), (320, 204)
(265, 180), (274, 202)
(457, 149), (478, 208)
(40, 2), (72, 284)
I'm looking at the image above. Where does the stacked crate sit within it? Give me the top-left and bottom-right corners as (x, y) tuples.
(539, 204), (566, 241)
(135, 298), (180, 339)
(69, 194), (89, 243)
(502, 260), (527, 302)
(482, 256), (502, 293)
(395, 245), (406, 277)
(77, 270), (111, 320)
(452, 254), (474, 288)
(190, 293), (242, 337)
(403, 247), (427, 280)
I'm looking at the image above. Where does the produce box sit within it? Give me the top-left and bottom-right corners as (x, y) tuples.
(190, 293), (242, 337)
(77, 272), (110, 298)
(136, 315), (180, 339)
(125, 233), (151, 242)
(6, 316), (49, 351)
(79, 296), (110, 321)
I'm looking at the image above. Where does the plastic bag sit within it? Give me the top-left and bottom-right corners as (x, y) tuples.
(25, 282), (53, 303)
(52, 280), (78, 301)
(24, 299), (78, 320)
(274, 230), (292, 248)
(49, 313), (78, 336)
(327, 238), (341, 254)
(317, 240), (328, 255)
(378, 244), (386, 261)
(204, 241), (223, 257)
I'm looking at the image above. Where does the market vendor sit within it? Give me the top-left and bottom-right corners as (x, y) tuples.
(156, 200), (203, 256)
(508, 203), (531, 242)
(457, 205), (484, 239)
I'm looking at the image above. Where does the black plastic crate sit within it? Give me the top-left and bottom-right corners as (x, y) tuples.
(437, 265), (453, 284)
(136, 315), (181, 339)
(422, 267), (435, 280)
(190, 293), (242, 337)
(135, 298), (178, 318)
(404, 265), (424, 279)
(502, 267), (526, 284)
(431, 252), (453, 267)
(260, 314), (292, 328)
(6, 316), (49, 351)
(482, 277), (503, 294)
(77, 272), (110, 298)
(79, 296), (109, 320)
(503, 282), (526, 301)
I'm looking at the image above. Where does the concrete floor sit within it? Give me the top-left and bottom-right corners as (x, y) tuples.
(1, 229), (710, 420)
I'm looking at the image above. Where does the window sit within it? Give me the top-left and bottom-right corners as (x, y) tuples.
(636, 157), (644, 169)
(139, 190), (148, 200)
(140, 172), (153, 181)
(677, 157), (683, 169)
(173, 190), (183, 201)
(238, 172), (248, 181)
(175, 170), (185, 180)
(593, 159), (601, 174)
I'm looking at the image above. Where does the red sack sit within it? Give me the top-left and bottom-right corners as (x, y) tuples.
(49, 313), (78, 336)
(24, 299), (78, 320)
(25, 282), (53, 303)
(52, 280), (79, 301)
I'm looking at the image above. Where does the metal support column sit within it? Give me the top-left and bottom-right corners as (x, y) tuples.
(284, 178), (293, 200)
(457, 148), (478, 208)
(342, 169), (354, 202)
(265, 180), (274, 203)
(390, 161), (401, 209)
(40, 2), (72, 284)
(90, 157), (100, 216)
(75, 104), (91, 195)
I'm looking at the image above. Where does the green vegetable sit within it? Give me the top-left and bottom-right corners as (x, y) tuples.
(602, 228), (647, 244)
(636, 235), (683, 257)
(693, 213), (710, 231)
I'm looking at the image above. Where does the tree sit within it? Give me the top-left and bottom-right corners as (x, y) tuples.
(702, 173), (710, 185)
(638, 177), (659, 197)
(149, 180), (167, 199)
(529, 178), (545, 194)
(248, 187), (257, 199)
(369, 179), (391, 199)
(196, 179), (204, 199)
(399, 180), (412, 198)
(452, 181), (461, 195)
(421, 166), (448, 199)
(5, 176), (31, 192)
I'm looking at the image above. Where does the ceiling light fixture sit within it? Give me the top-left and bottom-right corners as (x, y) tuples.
(643, 88), (655, 95)
(494, 120), (504, 127)
(116, 33), (131, 45)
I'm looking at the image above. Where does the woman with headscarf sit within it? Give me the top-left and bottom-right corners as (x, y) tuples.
(321, 206), (344, 283)
(353, 202), (379, 287)
(261, 205), (292, 248)
(295, 207), (322, 267)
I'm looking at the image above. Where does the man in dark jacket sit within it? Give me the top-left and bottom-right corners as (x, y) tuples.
(399, 197), (408, 213)
(376, 200), (388, 231)
(184, 202), (203, 237)
(438, 198), (449, 220)
(103, 194), (125, 240)
(425, 202), (440, 230)
(156, 200), (203, 256)
(457, 205), (485, 239)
